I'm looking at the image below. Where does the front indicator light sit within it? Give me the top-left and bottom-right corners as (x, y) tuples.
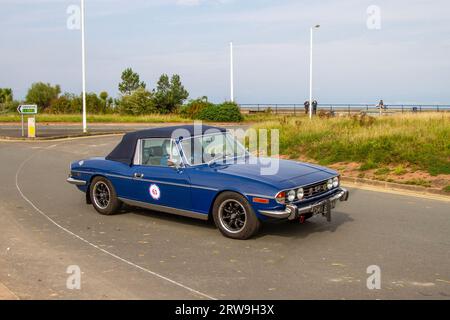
(276, 191), (286, 204)
(253, 197), (270, 204)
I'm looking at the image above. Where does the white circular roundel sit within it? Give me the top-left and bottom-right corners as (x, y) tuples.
(149, 184), (161, 200)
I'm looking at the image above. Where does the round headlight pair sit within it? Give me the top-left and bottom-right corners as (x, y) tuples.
(285, 188), (305, 203)
(277, 188), (304, 204)
(287, 190), (296, 202)
(327, 179), (333, 190)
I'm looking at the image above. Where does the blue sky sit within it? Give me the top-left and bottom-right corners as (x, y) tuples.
(1, 0), (449, 104)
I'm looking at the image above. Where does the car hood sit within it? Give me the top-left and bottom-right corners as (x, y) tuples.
(210, 157), (337, 189)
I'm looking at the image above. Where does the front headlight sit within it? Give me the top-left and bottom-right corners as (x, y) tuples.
(297, 188), (304, 200)
(287, 190), (296, 202)
(327, 179), (333, 190)
(333, 176), (339, 188)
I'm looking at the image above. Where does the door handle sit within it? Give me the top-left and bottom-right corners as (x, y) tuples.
(134, 173), (144, 179)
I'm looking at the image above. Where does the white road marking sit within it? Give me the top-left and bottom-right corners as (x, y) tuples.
(342, 182), (450, 203)
(15, 144), (216, 300)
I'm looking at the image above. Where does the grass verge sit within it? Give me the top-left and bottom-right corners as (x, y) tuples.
(253, 113), (450, 176)
(0, 112), (293, 124)
(0, 113), (191, 123)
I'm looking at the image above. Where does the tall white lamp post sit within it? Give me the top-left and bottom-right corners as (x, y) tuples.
(309, 24), (320, 120)
(230, 42), (234, 102)
(81, 0), (87, 133)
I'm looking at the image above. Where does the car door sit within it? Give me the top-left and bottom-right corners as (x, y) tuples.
(128, 138), (192, 211)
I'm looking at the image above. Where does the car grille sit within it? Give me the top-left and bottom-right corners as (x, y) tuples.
(303, 180), (329, 199)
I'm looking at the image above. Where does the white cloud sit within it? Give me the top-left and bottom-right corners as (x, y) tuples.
(176, 0), (202, 6)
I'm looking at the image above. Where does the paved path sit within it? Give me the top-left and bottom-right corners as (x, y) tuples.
(0, 136), (449, 299)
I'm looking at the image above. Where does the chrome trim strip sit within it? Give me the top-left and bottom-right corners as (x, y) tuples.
(137, 177), (218, 191)
(190, 185), (219, 191)
(118, 198), (209, 221)
(105, 173), (133, 180)
(259, 207), (293, 219)
(72, 170), (94, 175)
(246, 193), (276, 200)
(67, 177), (87, 186)
(71, 171), (218, 191)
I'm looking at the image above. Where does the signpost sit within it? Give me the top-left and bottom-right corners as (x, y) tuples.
(17, 105), (38, 138)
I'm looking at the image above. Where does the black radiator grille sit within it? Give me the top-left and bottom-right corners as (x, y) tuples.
(303, 180), (329, 198)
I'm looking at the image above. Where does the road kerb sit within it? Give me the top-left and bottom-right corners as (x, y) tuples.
(342, 177), (450, 202)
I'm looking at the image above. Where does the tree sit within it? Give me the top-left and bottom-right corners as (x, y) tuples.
(153, 74), (189, 114)
(170, 74), (189, 108)
(0, 88), (18, 113)
(99, 91), (108, 101)
(0, 88), (13, 103)
(118, 87), (156, 115)
(118, 68), (146, 96)
(99, 91), (111, 113)
(25, 82), (61, 111)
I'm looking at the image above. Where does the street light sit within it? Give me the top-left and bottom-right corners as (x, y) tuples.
(309, 24), (320, 120)
(81, 0), (87, 133)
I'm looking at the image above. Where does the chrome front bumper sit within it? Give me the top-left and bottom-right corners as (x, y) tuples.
(67, 177), (87, 186)
(259, 188), (349, 221)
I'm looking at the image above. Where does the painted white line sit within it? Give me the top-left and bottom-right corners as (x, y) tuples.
(15, 145), (216, 300)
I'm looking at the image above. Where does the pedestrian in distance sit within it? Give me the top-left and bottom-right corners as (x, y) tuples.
(312, 100), (318, 115)
(304, 100), (310, 115)
(377, 99), (385, 115)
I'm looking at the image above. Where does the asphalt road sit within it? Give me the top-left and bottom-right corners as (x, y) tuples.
(0, 123), (248, 138)
(0, 136), (449, 300)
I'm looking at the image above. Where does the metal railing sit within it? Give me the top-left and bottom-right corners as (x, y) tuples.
(239, 103), (450, 115)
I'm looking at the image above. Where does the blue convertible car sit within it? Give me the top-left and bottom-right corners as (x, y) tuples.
(67, 125), (349, 239)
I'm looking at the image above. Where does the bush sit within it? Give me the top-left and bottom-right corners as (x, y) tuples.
(180, 97), (213, 118)
(0, 100), (19, 113)
(26, 82), (61, 112)
(196, 101), (243, 122)
(118, 88), (157, 115)
(48, 94), (73, 114)
(47, 92), (113, 114)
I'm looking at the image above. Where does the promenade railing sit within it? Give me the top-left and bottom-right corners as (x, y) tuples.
(239, 103), (450, 115)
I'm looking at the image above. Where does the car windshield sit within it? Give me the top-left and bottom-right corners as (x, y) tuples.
(180, 133), (247, 166)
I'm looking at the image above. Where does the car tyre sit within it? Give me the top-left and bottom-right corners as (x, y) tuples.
(90, 176), (122, 215)
(213, 192), (261, 240)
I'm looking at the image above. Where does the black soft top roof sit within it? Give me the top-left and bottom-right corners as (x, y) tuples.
(106, 125), (227, 165)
